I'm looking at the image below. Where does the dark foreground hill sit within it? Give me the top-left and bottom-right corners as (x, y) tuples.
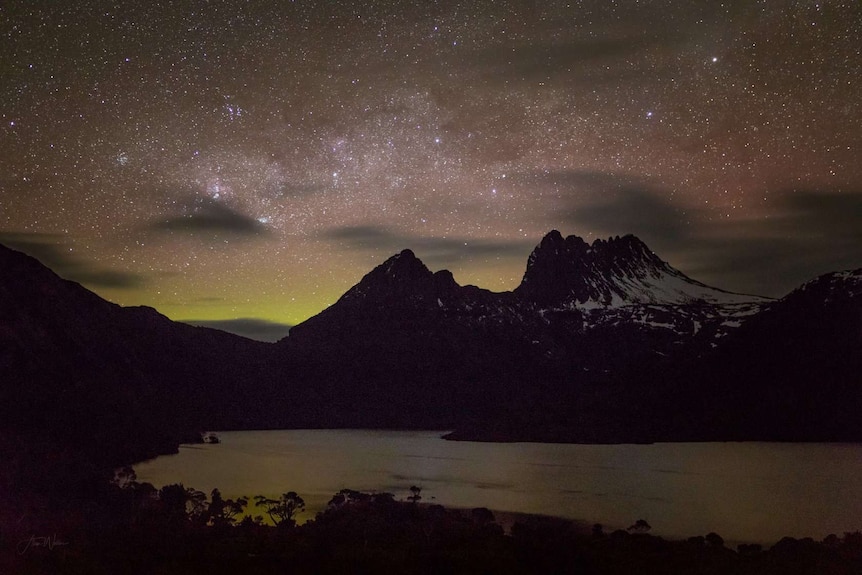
(0, 242), (277, 466)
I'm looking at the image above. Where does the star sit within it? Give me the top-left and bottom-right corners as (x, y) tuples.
(0, 0), (857, 328)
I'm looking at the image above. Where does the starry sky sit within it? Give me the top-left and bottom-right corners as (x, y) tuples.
(1, 1), (860, 340)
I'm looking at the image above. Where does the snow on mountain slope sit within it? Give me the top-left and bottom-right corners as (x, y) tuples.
(290, 231), (776, 355)
(787, 268), (862, 301)
(515, 231), (770, 308)
(579, 301), (765, 345)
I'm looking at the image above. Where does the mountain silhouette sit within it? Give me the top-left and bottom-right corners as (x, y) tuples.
(515, 231), (766, 307)
(0, 242), (275, 464)
(2, 231), (861, 464)
(282, 231), (860, 441)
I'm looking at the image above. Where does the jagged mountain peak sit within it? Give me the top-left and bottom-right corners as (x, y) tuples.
(517, 231), (765, 308)
(381, 249), (429, 277)
(389, 247), (419, 263)
(358, 248), (433, 285)
(594, 233), (651, 253)
(321, 249), (496, 316)
(337, 248), (439, 304)
(530, 231), (654, 263)
(533, 229), (587, 255)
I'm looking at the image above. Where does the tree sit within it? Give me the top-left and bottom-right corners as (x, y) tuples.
(327, 488), (370, 508)
(627, 519), (651, 533)
(112, 466), (137, 489)
(208, 488), (247, 526)
(159, 483), (208, 522)
(705, 532), (724, 547)
(371, 492), (395, 505)
(254, 491), (305, 527)
(408, 485), (422, 503)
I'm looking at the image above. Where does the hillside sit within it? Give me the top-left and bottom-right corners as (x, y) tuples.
(1, 231), (860, 456)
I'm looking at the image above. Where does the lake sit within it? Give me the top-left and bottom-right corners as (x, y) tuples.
(134, 429), (862, 546)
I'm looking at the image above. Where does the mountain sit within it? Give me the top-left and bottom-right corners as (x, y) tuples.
(0, 243), (276, 466)
(282, 249), (539, 428)
(666, 268), (862, 442)
(514, 230), (764, 308)
(282, 231), (860, 442)
(2, 230), (860, 461)
(283, 232), (771, 388)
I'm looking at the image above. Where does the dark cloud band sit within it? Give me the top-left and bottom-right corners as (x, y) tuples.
(322, 225), (534, 267)
(0, 232), (145, 289)
(529, 168), (862, 297)
(148, 197), (270, 238)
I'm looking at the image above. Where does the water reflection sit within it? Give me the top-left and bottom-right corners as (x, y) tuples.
(134, 430), (862, 545)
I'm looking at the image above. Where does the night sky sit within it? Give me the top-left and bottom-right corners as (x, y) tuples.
(1, 1), (860, 340)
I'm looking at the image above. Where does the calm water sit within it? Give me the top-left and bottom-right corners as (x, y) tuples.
(134, 430), (862, 545)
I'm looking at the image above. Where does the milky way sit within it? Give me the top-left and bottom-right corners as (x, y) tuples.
(1, 1), (860, 336)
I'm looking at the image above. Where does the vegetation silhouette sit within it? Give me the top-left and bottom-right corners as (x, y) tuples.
(254, 491), (305, 527)
(208, 488), (247, 527)
(627, 518), (652, 533)
(1, 435), (860, 575)
(408, 485), (422, 503)
(4, 468), (862, 575)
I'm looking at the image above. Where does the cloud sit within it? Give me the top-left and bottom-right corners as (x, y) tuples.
(70, 268), (147, 289)
(529, 169), (862, 297)
(510, 169), (690, 247)
(0, 232), (145, 289)
(322, 225), (534, 267)
(678, 190), (862, 296)
(730, 189), (862, 292)
(773, 190), (862, 242)
(180, 318), (293, 342)
(325, 225), (394, 249)
(536, 171), (690, 243)
(148, 197), (269, 238)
